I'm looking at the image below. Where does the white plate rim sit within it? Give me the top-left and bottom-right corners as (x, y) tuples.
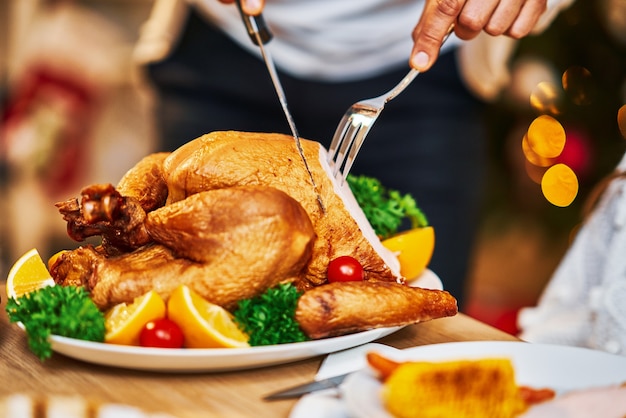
(44, 269), (442, 372)
(49, 325), (402, 372)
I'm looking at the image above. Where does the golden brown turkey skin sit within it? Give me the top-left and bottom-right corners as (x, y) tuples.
(145, 185), (315, 271)
(116, 152), (169, 212)
(295, 282), (458, 339)
(50, 245), (103, 290)
(162, 131), (399, 286)
(53, 186), (316, 310)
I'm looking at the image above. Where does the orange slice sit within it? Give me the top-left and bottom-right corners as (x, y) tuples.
(167, 285), (249, 348)
(541, 163), (579, 207)
(6, 248), (56, 300)
(382, 226), (435, 279)
(104, 290), (166, 345)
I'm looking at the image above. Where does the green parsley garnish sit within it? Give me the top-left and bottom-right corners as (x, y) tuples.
(233, 283), (308, 346)
(347, 174), (428, 239)
(6, 285), (105, 360)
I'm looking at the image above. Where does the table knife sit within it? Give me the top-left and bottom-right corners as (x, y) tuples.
(263, 373), (350, 401)
(235, 1), (326, 213)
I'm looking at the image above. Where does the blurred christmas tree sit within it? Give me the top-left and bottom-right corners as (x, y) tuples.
(483, 0), (626, 235)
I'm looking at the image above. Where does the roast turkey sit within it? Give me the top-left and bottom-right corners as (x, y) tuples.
(52, 131), (457, 335)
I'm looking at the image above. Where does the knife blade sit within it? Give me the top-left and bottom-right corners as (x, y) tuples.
(236, 2), (326, 213)
(263, 373), (350, 401)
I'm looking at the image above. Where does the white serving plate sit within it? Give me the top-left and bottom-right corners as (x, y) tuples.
(45, 269), (442, 372)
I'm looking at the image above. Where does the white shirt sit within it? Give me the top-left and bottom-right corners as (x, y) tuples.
(518, 154), (626, 356)
(136, 0), (574, 90)
(189, 0), (460, 81)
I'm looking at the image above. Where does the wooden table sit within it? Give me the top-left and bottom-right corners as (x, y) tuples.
(1, 285), (518, 417)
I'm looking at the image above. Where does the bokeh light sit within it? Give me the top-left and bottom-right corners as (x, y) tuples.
(562, 66), (596, 105)
(521, 116), (587, 207)
(541, 163), (579, 207)
(530, 81), (564, 115)
(521, 134), (556, 167)
(507, 56), (561, 112)
(554, 128), (593, 180)
(527, 115), (566, 159)
(618, 104), (626, 139)
(598, 0), (626, 46)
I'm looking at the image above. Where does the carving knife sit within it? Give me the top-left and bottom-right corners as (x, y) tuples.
(236, 2), (326, 213)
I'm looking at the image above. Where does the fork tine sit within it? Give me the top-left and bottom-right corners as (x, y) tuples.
(340, 122), (373, 180)
(327, 113), (352, 163)
(332, 120), (361, 178)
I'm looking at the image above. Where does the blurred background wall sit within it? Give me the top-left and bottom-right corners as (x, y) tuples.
(1, 0), (625, 332)
(1, 0), (157, 275)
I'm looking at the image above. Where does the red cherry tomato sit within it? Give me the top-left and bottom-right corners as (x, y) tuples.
(327, 256), (364, 283)
(139, 318), (185, 348)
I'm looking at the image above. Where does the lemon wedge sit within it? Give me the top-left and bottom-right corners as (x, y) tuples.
(6, 248), (56, 300)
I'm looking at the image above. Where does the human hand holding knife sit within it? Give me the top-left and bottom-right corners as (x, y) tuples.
(235, 0), (326, 214)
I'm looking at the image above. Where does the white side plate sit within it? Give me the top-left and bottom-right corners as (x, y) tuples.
(340, 341), (626, 418)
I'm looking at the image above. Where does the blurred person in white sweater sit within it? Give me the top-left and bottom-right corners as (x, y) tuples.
(518, 150), (626, 356)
